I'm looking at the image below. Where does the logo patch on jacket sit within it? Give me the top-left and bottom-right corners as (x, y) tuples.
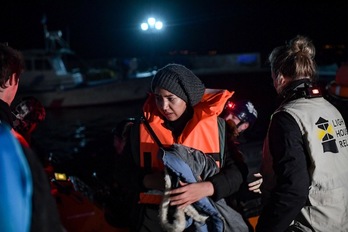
(316, 117), (348, 153)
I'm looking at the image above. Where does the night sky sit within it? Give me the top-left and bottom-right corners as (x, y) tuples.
(1, 0), (347, 62)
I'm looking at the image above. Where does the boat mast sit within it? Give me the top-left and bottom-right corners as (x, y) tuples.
(41, 15), (70, 53)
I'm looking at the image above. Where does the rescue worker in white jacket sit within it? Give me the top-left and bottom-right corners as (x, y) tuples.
(256, 35), (348, 232)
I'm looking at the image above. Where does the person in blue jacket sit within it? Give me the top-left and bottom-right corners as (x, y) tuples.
(0, 123), (32, 232)
(0, 43), (63, 231)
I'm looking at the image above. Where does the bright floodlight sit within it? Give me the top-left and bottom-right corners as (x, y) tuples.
(155, 21), (163, 30)
(147, 17), (156, 27)
(141, 17), (164, 32)
(141, 23), (149, 31)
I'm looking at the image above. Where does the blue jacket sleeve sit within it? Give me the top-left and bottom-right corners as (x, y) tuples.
(0, 124), (33, 232)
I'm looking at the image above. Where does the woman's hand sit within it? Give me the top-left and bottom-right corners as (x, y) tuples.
(248, 173), (263, 194)
(169, 181), (214, 209)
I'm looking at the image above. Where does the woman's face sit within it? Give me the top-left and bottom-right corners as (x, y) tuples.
(154, 87), (187, 121)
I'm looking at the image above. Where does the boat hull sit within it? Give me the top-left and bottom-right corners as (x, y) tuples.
(16, 77), (151, 108)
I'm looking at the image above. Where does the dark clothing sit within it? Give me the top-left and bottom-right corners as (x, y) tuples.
(207, 140), (247, 202)
(257, 112), (310, 232)
(104, 150), (140, 228)
(127, 117), (247, 232)
(226, 125), (262, 231)
(257, 80), (314, 232)
(0, 100), (14, 127)
(22, 146), (64, 232)
(0, 99), (63, 232)
(126, 89), (248, 231)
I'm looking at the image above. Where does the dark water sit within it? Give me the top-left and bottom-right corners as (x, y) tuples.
(32, 100), (145, 164)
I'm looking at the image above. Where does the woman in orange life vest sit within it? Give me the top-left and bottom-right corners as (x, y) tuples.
(130, 63), (248, 232)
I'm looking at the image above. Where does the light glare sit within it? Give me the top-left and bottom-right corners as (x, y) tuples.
(140, 17), (164, 32)
(141, 23), (149, 31)
(147, 17), (156, 27)
(155, 21), (163, 30)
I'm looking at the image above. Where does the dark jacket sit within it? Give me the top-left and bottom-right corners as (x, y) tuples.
(257, 80), (312, 232)
(257, 111), (309, 232)
(127, 116), (248, 232)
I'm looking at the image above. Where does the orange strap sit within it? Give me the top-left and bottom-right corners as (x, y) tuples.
(139, 192), (163, 204)
(248, 215), (259, 231)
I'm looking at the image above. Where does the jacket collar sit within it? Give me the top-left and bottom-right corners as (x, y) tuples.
(278, 79), (313, 105)
(0, 99), (14, 127)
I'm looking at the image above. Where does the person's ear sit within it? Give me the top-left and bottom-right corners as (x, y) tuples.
(275, 74), (288, 94)
(278, 74), (289, 88)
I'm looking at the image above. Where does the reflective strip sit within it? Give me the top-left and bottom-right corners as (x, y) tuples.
(139, 192), (163, 204)
(335, 85), (341, 96)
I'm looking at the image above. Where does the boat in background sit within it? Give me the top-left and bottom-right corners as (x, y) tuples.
(15, 22), (153, 108)
(17, 75), (152, 108)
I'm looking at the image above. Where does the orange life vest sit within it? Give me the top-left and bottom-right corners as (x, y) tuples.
(328, 81), (348, 98)
(327, 63), (348, 98)
(138, 89), (233, 204)
(139, 89), (234, 171)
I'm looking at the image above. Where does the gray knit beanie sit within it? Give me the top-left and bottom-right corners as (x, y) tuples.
(151, 64), (205, 106)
